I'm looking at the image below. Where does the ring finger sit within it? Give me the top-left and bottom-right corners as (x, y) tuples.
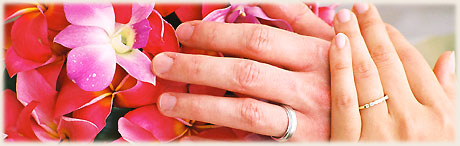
(157, 92), (326, 141)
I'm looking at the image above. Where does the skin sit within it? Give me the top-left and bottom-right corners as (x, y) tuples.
(151, 3), (456, 141)
(330, 4), (456, 141)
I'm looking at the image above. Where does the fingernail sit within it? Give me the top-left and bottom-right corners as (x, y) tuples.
(335, 33), (347, 49)
(337, 9), (350, 23)
(153, 53), (174, 74)
(354, 3), (369, 14)
(176, 23), (195, 41)
(449, 51), (456, 74)
(159, 94), (177, 111)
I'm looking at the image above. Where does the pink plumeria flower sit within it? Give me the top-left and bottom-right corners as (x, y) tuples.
(54, 3), (156, 91)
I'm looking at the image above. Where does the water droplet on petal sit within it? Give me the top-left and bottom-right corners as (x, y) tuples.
(71, 80), (76, 83)
(91, 84), (95, 87)
(72, 60), (77, 63)
(86, 78), (89, 81)
(92, 73), (96, 77)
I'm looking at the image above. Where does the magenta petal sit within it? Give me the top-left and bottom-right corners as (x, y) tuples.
(57, 117), (99, 142)
(318, 5), (338, 26)
(67, 44), (116, 91)
(129, 3), (155, 24)
(132, 19), (151, 49)
(64, 3), (115, 34)
(54, 25), (110, 49)
(225, 9), (240, 23)
(114, 80), (157, 108)
(17, 69), (58, 126)
(72, 97), (112, 130)
(203, 6), (232, 22)
(118, 117), (158, 142)
(245, 6), (293, 31)
(123, 105), (186, 142)
(5, 47), (60, 77)
(116, 49), (156, 85)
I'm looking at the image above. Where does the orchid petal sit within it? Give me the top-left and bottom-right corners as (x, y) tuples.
(44, 4), (70, 31)
(202, 4), (229, 18)
(67, 44), (117, 91)
(55, 73), (112, 117)
(57, 117), (99, 142)
(4, 90), (24, 134)
(225, 9), (240, 23)
(54, 25), (110, 49)
(17, 69), (58, 126)
(116, 49), (156, 85)
(175, 4), (203, 22)
(235, 15), (260, 24)
(11, 12), (52, 63)
(118, 117), (158, 142)
(113, 4), (132, 24)
(123, 105), (186, 142)
(129, 2), (155, 24)
(72, 97), (113, 130)
(131, 19), (151, 49)
(203, 6), (231, 22)
(244, 6), (293, 31)
(64, 3), (115, 34)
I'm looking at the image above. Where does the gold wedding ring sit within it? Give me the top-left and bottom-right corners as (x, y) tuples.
(359, 95), (389, 110)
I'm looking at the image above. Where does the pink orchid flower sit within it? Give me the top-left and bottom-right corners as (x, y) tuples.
(203, 4), (293, 31)
(54, 3), (157, 91)
(3, 61), (111, 142)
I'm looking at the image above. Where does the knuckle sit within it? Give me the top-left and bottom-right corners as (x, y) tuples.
(359, 18), (383, 33)
(240, 98), (264, 127)
(246, 25), (271, 55)
(369, 45), (395, 66)
(353, 60), (376, 79)
(188, 56), (203, 76)
(234, 60), (261, 91)
(332, 61), (351, 71)
(333, 91), (355, 109)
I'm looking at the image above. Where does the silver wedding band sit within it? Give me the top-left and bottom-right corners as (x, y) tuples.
(271, 104), (297, 142)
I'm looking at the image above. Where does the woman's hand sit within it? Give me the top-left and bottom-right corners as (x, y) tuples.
(151, 3), (334, 141)
(329, 4), (456, 141)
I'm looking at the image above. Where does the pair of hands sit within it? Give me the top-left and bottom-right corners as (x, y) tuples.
(151, 3), (456, 141)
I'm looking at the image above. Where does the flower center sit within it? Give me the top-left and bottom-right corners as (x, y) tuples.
(234, 5), (246, 16)
(111, 24), (136, 54)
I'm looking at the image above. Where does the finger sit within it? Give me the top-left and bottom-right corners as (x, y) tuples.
(333, 9), (389, 115)
(385, 24), (450, 106)
(259, 3), (335, 40)
(175, 21), (330, 71)
(433, 51), (457, 100)
(157, 93), (323, 141)
(329, 33), (361, 141)
(151, 52), (318, 110)
(353, 4), (417, 108)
